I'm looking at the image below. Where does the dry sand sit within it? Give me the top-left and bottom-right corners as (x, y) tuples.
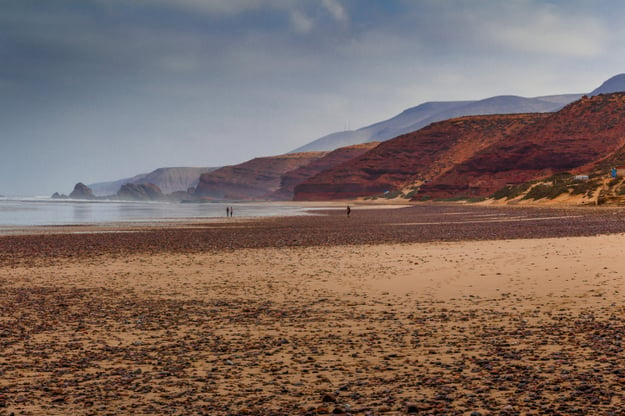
(2, 205), (625, 415)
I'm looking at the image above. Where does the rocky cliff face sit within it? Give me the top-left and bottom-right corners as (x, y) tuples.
(294, 93), (625, 201)
(293, 113), (547, 200)
(116, 183), (165, 201)
(195, 152), (327, 200)
(418, 93), (625, 199)
(61, 182), (169, 201)
(272, 143), (379, 200)
(89, 167), (216, 196)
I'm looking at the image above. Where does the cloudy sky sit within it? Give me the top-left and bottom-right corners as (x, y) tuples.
(2, 0), (625, 196)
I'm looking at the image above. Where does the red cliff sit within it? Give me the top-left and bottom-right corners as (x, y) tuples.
(195, 152), (327, 200)
(272, 142), (379, 200)
(294, 113), (547, 200)
(418, 93), (625, 199)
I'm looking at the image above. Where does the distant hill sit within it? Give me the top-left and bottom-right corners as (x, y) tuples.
(88, 167), (217, 196)
(292, 101), (469, 152)
(590, 73), (625, 95)
(291, 94), (582, 153)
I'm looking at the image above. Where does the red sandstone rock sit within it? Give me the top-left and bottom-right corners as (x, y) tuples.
(273, 143), (379, 200)
(195, 152), (327, 200)
(294, 114), (545, 200)
(294, 93), (625, 201)
(419, 93), (625, 199)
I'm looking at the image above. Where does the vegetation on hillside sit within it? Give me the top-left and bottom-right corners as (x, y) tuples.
(491, 171), (625, 205)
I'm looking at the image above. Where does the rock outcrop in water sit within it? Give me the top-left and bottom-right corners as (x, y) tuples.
(56, 182), (177, 202)
(68, 183), (96, 200)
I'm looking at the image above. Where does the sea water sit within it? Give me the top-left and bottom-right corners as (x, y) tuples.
(0, 197), (312, 227)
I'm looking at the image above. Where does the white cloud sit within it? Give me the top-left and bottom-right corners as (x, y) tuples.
(322, 0), (347, 22)
(96, 0), (290, 17)
(119, 0), (305, 17)
(482, 3), (607, 57)
(290, 10), (314, 33)
(132, 0), (266, 16)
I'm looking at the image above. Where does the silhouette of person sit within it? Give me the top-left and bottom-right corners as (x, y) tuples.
(346, 205), (351, 217)
(226, 207), (230, 217)
(230, 206), (233, 217)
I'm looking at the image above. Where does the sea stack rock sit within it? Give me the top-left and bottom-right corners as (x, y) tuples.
(69, 183), (96, 199)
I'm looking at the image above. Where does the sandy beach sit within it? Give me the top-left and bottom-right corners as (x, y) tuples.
(2, 204), (625, 415)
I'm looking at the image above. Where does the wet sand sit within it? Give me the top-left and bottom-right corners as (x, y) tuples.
(2, 205), (625, 415)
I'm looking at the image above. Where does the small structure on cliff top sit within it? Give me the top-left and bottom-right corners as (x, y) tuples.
(613, 166), (625, 177)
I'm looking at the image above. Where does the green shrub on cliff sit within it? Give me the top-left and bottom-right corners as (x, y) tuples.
(492, 182), (532, 200)
(570, 179), (600, 196)
(522, 182), (570, 200)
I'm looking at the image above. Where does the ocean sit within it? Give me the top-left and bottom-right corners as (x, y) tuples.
(0, 197), (313, 227)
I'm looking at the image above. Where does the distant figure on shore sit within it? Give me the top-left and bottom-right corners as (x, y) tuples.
(226, 207), (230, 217)
(347, 205), (351, 217)
(230, 206), (234, 217)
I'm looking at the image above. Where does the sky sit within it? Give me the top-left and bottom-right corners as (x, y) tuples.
(2, 0), (625, 196)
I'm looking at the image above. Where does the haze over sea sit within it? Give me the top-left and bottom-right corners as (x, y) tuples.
(0, 198), (310, 227)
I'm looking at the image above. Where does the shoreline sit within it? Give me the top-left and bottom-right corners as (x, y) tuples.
(2, 204), (625, 264)
(0, 197), (617, 235)
(0, 199), (410, 234)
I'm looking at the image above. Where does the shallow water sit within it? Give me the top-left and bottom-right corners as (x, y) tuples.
(0, 198), (311, 226)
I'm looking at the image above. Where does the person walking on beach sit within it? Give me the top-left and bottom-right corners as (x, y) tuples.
(229, 206), (233, 217)
(346, 205), (351, 217)
(226, 207), (230, 217)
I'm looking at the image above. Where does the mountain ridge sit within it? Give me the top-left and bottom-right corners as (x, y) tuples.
(590, 73), (625, 95)
(291, 93), (582, 153)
